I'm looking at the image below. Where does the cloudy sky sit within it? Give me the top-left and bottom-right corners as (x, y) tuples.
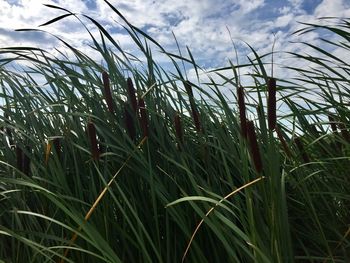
(0, 0), (350, 83)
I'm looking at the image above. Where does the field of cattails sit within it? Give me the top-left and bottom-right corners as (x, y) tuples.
(0, 1), (349, 262)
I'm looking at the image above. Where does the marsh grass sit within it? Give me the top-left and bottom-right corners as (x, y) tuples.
(0, 1), (349, 262)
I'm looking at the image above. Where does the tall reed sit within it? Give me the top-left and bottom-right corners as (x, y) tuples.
(267, 78), (276, 131)
(102, 71), (114, 113)
(237, 86), (247, 139)
(87, 121), (100, 160)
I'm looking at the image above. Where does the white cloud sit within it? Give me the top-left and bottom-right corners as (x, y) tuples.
(0, 0), (348, 92)
(237, 0), (265, 14)
(288, 0), (303, 8)
(314, 0), (350, 18)
(275, 14), (294, 28)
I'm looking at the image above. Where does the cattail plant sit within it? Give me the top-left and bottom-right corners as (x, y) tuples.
(267, 78), (276, 131)
(237, 86), (247, 139)
(294, 136), (310, 163)
(174, 112), (183, 145)
(184, 81), (201, 132)
(102, 71), (114, 113)
(124, 102), (136, 141)
(138, 98), (148, 138)
(246, 121), (263, 173)
(127, 78), (138, 114)
(87, 121), (100, 161)
(16, 145), (23, 172)
(23, 146), (31, 176)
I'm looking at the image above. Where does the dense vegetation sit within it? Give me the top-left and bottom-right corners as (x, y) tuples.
(0, 1), (349, 262)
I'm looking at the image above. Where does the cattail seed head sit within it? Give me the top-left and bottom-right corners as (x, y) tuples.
(294, 137), (310, 163)
(246, 121), (263, 173)
(184, 81), (201, 132)
(87, 121), (100, 161)
(127, 78), (138, 114)
(102, 71), (114, 113)
(191, 108), (201, 133)
(138, 98), (148, 138)
(237, 86), (247, 139)
(174, 113), (183, 144)
(124, 102), (136, 141)
(16, 145), (23, 172)
(267, 78), (276, 131)
(23, 146), (31, 176)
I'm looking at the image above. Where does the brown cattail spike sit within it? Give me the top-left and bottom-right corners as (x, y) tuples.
(23, 146), (31, 176)
(192, 110), (201, 132)
(124, 102), (136, 141)
(294, 137), (310, 163)
(127, 78), (138, 114)
(267, 77), (276, 131)
(102, 71), (114, 113)
(16, 145), (23, 172)
(138, 98), (148, 138)
(87, 122), (100, 161)
(184, 81), (201, 132)
(246, 121), (263, 173)
(174, 113), (183, 144)
(237, 86), (247, 139)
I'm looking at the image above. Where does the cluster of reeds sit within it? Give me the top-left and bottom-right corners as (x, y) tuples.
(236, 77), (278, 173)
(236, 85), (263, 173)
(0, 4), (349, 263)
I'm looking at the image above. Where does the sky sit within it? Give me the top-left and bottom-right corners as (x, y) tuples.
(0, 0), (350, 86)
